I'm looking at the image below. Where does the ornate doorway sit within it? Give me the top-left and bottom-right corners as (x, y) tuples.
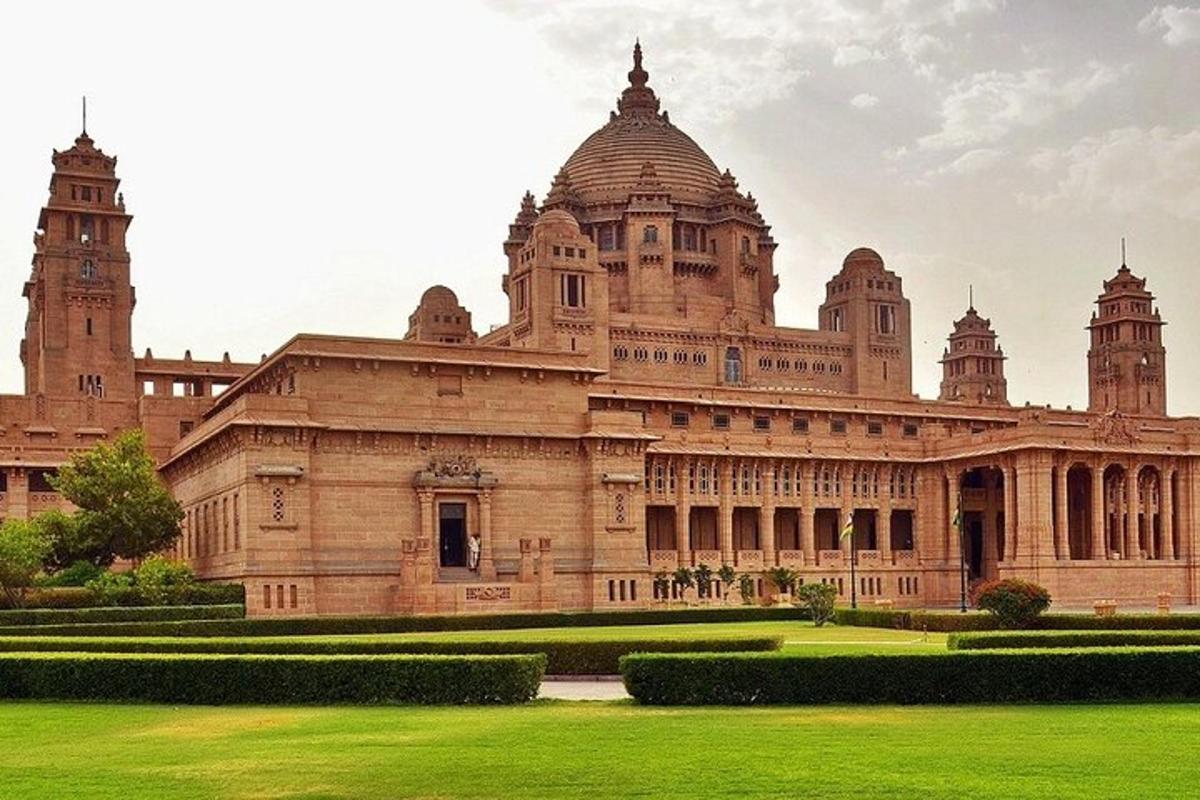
(439, 502), (467, 567)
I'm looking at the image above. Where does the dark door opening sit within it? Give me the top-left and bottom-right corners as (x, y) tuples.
(439, 503), (467, 567)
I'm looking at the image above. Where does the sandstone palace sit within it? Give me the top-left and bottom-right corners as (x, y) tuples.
(4, 45), (1197, 616)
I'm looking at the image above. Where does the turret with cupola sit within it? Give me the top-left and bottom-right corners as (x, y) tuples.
(1087, 259), (1167, 416)
(939, 299), (1008, 405)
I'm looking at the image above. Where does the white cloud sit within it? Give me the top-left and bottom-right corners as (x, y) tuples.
(929, 147), (1004, 176)
(833, 43), (886, 66)
(850, 92), (880, 108)
(917, 62), (1121, 149)
(1138, 5), (1200, 46)
(1019, 126), (1200, 221)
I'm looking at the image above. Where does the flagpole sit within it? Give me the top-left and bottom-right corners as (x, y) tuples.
(849, 515), (858, 610)
(957, 491), (967, 613)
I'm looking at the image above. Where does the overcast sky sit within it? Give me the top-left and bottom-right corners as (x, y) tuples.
(1, 0), (1197, 413)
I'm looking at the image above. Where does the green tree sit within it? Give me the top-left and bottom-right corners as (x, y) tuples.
(737, 573), (756, 605)
(49, 430), (183, 567)
(0, 519), (53, 608)
(693, 563), (714, 599)
(795, 583), (838, 626)
(716, 564), (736, 604)
(765, 567), (798, 597)
(671, 567), (694, 605)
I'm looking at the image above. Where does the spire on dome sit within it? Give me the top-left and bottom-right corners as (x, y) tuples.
(617, 41), (661, 117)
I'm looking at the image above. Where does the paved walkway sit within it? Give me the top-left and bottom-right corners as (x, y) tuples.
(539, 679), (629, 701)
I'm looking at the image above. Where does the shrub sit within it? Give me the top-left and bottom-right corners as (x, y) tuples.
(36, 560), (105, 588)
(973, 579), (1051, 628)
(620, 648), (1200, 705)
(0, 604), (244, 627)
(0, 652), (545, 704)
(131, 556), (196, 605)
(837, 608), (1200, 633)
(0, 606), (810, 638)
(694, 564), (714, 599)
(835, 607), (914, 629)
(948, 630), (1200, 651)
(85, 571), (134, 605)
(794, 583), (837, 626)
(0, 519), (54, 608)
(716, 565), (736, 596)
(0, 635), (783, 675)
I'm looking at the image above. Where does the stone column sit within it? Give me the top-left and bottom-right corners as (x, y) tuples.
(6, 468), (28, 521)
(878, 469), (893, 563)
(1054, 464), (1069, 560)
(418, 490), (437, 581)
(719, 459), (734, 565)
(675, 457), (691, 567)
(478, 489), (496, 580)
(800, 462), (816, 565)
(1163, 467), (1176, 561)
(761, 464), (776, 567)
(1125, 467), (1140, 559)
(1003, 465), (1017, 562)
(946, 470), (961, 566)
(1091, 463), (1107, 560)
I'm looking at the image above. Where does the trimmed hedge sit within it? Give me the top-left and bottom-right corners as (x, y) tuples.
(835, 607), (1200, 632)
(949, 630), (1200, 650)
(0, 605), (808, 639)
(1, 584), (247, 610)
(0, 635), (782, 675)
(0, 652), (544, 704)
(0, 604), (245, 627)
(620, 648), (1200, 705)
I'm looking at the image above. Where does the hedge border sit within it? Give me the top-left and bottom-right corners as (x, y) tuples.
(0, 604), (245, 627)
(948, 630), (1200, 650)
(620, 648), (1200, 705)
(0, 652), (544, 704)
(835, 607), (1200, 632)
(0, 635), (782, 675)
(0, 605), (808, 638)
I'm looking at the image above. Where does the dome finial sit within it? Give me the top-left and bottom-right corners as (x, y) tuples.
(629, 40), (648, 88)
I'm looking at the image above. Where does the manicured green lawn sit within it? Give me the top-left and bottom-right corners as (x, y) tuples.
(244, 620), (947, 654)
(0, 621), (947, 656)
(1, 701), (1197, 799)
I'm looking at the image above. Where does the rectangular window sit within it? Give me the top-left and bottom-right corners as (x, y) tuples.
(753, 416), (770, 432)
(271, 486), (285, 523)
(902, 422), (919, 438)
(867, 421), (884, 436)
(829, 307), (844, 332)
(290, 585), (298, 608)
(877, 304), (896, 334)
(670, 411), (689, 428)
(85, 317), (93, 336)
(792, 417), (809, 434)
(515, 277), (528, 312)
(233, 493), (240, 549)
(263, 585), (272, 609)
(831, 419), (848, 435)
(712, 413), (731, 430)
(179, 420), (194, 438)
(560, 274), (586, 308)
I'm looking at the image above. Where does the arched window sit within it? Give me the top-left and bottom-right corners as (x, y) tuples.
(724, 347), (742, 384)
(643, 225), (658, 244)
(80, 259), (98, 280)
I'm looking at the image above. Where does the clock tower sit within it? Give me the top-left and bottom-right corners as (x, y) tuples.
(21, 126), (136, 401)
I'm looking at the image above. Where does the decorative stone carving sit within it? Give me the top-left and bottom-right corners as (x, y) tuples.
(1091, 410), (1139, 446)
(465, 586), (512, 602)
(429, 455), (481, 479)
(413, 455), (498, 488)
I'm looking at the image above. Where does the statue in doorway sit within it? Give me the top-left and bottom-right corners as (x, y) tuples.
(468, 533), (481, 571)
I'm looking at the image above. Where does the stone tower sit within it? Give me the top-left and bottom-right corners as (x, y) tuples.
(1087, 261), (1166, 416)
(939, 302), (1008, 405)
(21, 128), (136, 401)
(817, 248), (912, 398)
(504, 209), (609, 363)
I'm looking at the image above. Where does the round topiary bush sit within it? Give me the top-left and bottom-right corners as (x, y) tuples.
(972, 579), (1051, 628)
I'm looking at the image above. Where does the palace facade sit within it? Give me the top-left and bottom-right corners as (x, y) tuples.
(4, 45), (1198, 616)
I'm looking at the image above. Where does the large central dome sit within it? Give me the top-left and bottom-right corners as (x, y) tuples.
(558, 43), (722, 206)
